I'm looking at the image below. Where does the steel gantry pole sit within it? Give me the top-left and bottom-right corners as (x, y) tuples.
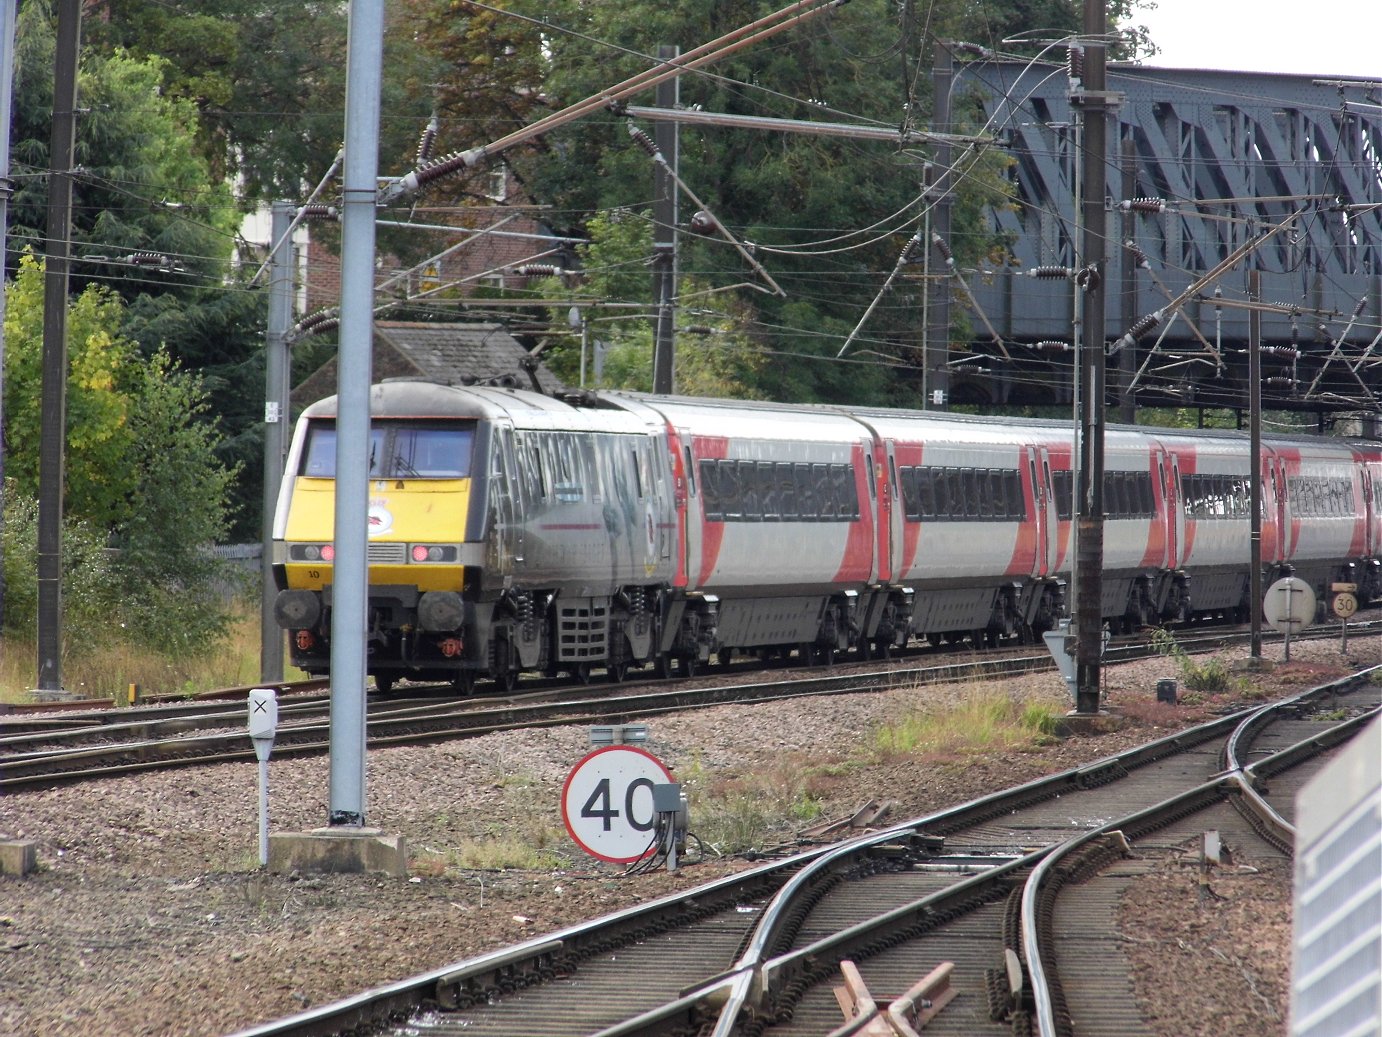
(260, 201), (294, 683)
(36, 0), (82, 695)
(1073, 0), (1115, 715)
(327, 0), (386, 827)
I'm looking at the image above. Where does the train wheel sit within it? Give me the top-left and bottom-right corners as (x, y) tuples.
(655, 653), (674, 679)
(573, 663), (593, 684)
(679, 654), (699, 678)
(495, 667), (518, 693)
(717, 648), (733, 667)
(450, 670), (476, 695)
(926, 632), (943, 648)
(373, 675), (395, 695)
(606, 661), (629, 684)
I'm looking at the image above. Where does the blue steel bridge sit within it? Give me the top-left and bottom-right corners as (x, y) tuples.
(929, 62), (1380, 422)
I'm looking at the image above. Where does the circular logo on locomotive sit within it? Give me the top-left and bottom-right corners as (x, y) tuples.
(367, 503), (394, 536)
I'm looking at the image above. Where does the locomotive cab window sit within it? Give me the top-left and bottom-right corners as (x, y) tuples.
(300, 421), (476, 479)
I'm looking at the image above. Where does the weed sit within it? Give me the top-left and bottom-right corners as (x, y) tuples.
(1150, 627), (1232, 693)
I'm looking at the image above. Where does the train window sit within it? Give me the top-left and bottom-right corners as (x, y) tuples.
(777, 463), (798, 520)
(631, 448), (644, 499)
(717, 461), (741, 519)
(758, 461), (778, 519)
(698, 459), (723, 520)
(896, 466), (916, 520)
(916, 468), (937, 519)
(301, 423), (339, 477)
(304, 422), (477, 480)
(1050, 469), (1073, 520)
(795, 463), (817, 521)
(387, 424), (473, 478)
(553, 434), (583, 502)
(832, 464), (858, 519)
(684, 447), (697, 495)
(1005, 470), (1025, 519)
(530, 441), (547, 499)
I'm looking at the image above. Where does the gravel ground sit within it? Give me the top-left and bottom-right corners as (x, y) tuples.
(1, 633), (1376, 1037)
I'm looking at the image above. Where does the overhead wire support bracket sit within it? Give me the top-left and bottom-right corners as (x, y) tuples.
(625, 123), (785, 297)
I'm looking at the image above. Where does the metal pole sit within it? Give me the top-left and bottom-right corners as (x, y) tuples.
(261, 201), (293, 683)
(36, 0), (81, 695)
(1117, 136), (1137, 423)
(1074, 0), (1110, 715)
(1249, 269), (1262, 659)
(927, 43), (953, 410)
(651, 45), (679, 396)
(0, 0), (19, 630)
(328, 0), (385, 827)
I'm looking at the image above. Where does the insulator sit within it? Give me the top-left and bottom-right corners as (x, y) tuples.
(1033, 340), (1072, 353)
(1067, 45), (1084, 83)
(515, 263), (563, 277)
(300, 203), (339, 221)
(930, 233), (954, 263)
(688, 210), (718, 235)
(416, 115), (438, 166)
(1120, 197), (1166, 213)
(295, 308), (339, 334)
(127, 250), (166, 266)
(1123, 240), (1150, 268)
(1264, 377), (1296, 387)
(1262, 346), (1301, 359)
(626, 124), (660, 158)
(411, 148), (486, 190)
(1027, 265), (1074, 279)
(901, 233), (925, 264)
(1126, 312), (1162, 338)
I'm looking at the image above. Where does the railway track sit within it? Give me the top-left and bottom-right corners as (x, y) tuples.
(221, 663), (1380, 1037)
(2, 621), (1371, 791)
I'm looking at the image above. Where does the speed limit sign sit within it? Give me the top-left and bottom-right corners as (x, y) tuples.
(561, 746), (674, 863)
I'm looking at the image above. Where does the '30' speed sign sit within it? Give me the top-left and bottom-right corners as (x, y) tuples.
(561, 745), (674, 863)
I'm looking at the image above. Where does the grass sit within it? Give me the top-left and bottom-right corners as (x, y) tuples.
(872, 684), (1065, 758)
(0, 602), (293, 704)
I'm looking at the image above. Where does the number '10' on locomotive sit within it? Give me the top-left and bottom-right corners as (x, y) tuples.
(271, 380), (1381, 692)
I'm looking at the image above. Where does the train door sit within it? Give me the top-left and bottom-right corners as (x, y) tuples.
(1025, 446), (1056, 577)
(1164, 452), (1183, 569)
(648, 433), (673, 565)
(1363, 463), (1378, 560)
(675, 427), (698, 590)
(1271, 453), (1293, 563)
(876, 439), (898, 583)
(489, 426), (522, 578)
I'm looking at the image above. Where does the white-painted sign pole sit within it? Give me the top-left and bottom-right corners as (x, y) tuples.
(248, 689), (279, 867)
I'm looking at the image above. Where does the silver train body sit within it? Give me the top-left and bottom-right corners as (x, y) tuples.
(271, 380), (1382, 689)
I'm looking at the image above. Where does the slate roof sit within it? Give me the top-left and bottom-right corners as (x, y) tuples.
(292, 321), (563, 407)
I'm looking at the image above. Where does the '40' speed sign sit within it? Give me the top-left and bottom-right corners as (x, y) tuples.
(561, 745), (674, 863)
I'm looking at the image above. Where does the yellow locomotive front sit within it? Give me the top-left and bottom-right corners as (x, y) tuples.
(271, 386), (481, 692)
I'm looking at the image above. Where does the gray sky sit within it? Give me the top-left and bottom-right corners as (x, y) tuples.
(1122, 0), (1378, 79)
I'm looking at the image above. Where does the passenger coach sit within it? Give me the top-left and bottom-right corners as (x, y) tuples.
(271, 380), (1379, 691)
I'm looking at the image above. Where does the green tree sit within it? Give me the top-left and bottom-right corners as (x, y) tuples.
(533, 209), (771, 398)
(401, 0), (1034, 406)
(2, 255), (241, 649)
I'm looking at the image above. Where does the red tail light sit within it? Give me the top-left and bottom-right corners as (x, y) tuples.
(438, 637), (463, 658)
(295, 630), (316, 651)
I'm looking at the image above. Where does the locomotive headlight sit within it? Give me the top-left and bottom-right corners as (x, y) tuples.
(409, 544), (458, 563)
(291, 544), (336, 562)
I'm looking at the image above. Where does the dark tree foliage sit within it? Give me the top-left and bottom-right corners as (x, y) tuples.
(400, 0), (1066, 405)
